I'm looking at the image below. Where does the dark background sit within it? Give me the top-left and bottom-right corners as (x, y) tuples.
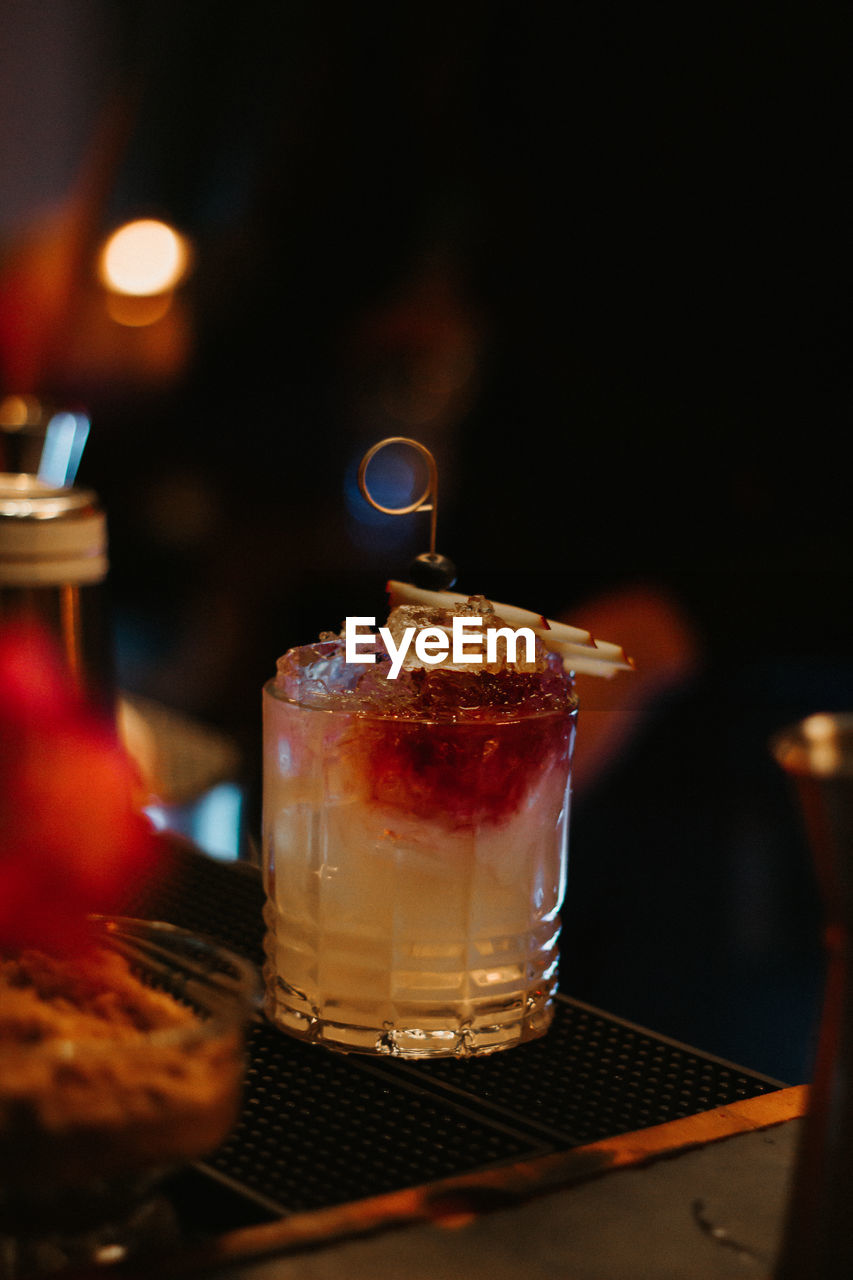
(2, 1), (852, 1083)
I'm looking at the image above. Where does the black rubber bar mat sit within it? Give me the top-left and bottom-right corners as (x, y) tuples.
(128, 837), (783, 1216)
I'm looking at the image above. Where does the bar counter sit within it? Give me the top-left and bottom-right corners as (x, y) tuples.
(52, 837), (802, 1278)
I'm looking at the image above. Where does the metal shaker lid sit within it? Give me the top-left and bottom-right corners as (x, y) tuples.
(0, 473), (108, 586)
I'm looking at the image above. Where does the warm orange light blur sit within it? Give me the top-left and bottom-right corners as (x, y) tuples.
(105, 291), (174, 327)
(97, 219), (189, 296)
(0, 394), (41, 428)
(0, 620), (160, 953)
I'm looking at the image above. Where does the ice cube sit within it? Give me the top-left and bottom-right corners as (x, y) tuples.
(384, 598), (546, 677)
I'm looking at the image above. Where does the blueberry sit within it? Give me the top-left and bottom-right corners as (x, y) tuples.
(407, 553), (457, 590)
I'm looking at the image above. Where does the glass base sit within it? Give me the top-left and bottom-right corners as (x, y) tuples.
(0, 1182), (179, 1280)
(263, 979), (556, 1058)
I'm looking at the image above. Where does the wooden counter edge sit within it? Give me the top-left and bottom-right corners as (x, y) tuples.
(104, 1084), (805, 1279)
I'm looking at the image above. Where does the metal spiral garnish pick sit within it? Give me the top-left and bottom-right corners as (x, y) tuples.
(357, 436), (456, 588)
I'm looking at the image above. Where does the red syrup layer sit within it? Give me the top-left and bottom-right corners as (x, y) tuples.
(352, 671), (576, 829)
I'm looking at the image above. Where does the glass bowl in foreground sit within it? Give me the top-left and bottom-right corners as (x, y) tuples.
(0, 917), (259, 1267)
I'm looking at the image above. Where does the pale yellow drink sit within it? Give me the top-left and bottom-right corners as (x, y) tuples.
(262, 618), (576, 1058)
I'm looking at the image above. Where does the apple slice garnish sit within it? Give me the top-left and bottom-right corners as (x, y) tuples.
(552, 643), (635, 678)
(386, 579), (634, 677)
(547, 636), (634, 668)
(386, 579), (595, 648)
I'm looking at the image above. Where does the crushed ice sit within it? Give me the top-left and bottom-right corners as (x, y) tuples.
(274, 601), (575, 718)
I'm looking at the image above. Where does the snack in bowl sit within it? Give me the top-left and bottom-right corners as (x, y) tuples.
(0, 917), (257, 1273)
(0, 922), (253, 1192)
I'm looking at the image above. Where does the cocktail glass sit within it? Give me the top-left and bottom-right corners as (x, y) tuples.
(261, 641), (577, 1057)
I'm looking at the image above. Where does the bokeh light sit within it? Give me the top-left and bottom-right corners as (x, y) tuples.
(97, 219), (189, 297)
